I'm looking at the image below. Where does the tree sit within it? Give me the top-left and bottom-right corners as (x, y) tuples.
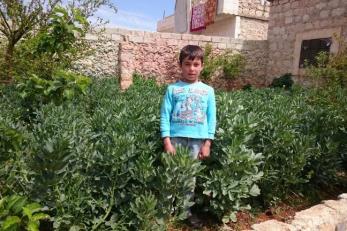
(0, 0), (116, 82)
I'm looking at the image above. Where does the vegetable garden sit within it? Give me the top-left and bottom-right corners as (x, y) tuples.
(1, 2), (347, 229)
(1, 76), (346, 230)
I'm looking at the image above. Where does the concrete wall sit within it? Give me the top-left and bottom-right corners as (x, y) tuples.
(193, 16), (237, 37)
(73, 28), (269, 90)
(267, 0), (347, 84)
(157, 0), (269, 40)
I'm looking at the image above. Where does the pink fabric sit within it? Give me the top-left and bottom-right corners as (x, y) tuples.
(190, 3), (206, 32)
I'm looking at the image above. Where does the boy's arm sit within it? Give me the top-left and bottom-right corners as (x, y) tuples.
(199, 89), (216, 160)
(160, 87), (175, 154)
(160, 86), (173, 138)
(207, 88), (216, 139)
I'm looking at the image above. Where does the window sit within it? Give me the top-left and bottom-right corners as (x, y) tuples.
(299, 38), (332, 68)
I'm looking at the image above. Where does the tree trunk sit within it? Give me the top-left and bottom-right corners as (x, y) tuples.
(1, 41), (15, 83)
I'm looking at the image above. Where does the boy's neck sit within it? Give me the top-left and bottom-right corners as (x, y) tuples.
(180, 78), (199, 84)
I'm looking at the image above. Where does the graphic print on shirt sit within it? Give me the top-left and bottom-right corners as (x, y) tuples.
(172, 87), (208, 126)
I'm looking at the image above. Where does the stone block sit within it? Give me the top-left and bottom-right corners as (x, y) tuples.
(182, 34), (193, 40)
(211, 36), (231, 43)
(292, 204), (339, 230)
(338, 193), (347, 200)
(285, 16), (293, 24)
(85, 34), (98, 40)
(190, 34), (205, 41)
(111, 34), (123, 41)
(323, 200), (347, 219)
(120, 80), (132, 90)
(332, 8), (345, 17)
(128, 36), (144, 43)
(320, 10), (330, 19)
(166, 39), (179, 46)
(330, 0), (341, 8)
(316, 2), (327, 10)
(160, 32), (181, 40)
(143, 37), (155, 43)
(217, 43), (227, 49)
(252, 220), (296, 231)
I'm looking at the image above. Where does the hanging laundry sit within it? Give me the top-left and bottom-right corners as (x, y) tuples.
(205, 0), (217, 26)
(190, 3), (206, 32)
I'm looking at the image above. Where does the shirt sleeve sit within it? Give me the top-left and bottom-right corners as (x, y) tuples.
(160, 86), (173, 138)
(207, 88), (216, 139)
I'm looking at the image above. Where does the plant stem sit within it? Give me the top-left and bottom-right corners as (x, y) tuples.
(91, 187), (115, 231)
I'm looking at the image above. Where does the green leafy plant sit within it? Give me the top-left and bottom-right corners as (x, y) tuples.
(14, 6), (90, 79)
(270, 73), (294, 89)
(305, 38), (347, 88)
(0, 195), (50, 231)
(16, 70), (91, 121)
(0, 77), (346, 229)
(201, 44), (245, 80)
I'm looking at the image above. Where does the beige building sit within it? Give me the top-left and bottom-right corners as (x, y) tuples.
(157, 0), (270, 40)
(266, 0), (347, 82)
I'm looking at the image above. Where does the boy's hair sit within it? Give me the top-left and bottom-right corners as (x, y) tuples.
(179, 45), (204, 65)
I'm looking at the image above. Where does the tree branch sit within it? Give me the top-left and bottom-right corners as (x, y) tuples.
(0, 8), (11, 34)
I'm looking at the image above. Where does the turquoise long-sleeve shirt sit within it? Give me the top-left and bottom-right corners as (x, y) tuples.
(160, 80), (216, 139)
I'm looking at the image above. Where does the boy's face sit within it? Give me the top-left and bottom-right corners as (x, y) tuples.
(180, 57), (204, 83)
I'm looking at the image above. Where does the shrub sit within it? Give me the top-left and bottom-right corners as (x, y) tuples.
(201, 44), (245, 80)
(305, 38), (347, 88)
(0, 78), (346, 229)
(270, 73), (294, 89)
(0, 195), (50, 231)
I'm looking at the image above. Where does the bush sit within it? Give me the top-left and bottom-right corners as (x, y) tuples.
(270, 73), (294, 89)
(0, 78), (346, 229)
(201, 44), (246, 80)
(305, 38), (347, 88)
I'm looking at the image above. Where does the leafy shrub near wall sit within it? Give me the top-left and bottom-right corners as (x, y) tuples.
(201, 44), (246, 80)
(270, 73), (294, 89)
(305, 39), (347, 88)
(0, 77), (346, 229)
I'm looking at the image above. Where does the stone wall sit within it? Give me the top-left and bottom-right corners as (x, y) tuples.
(239, 0), (270, 19)
(266, 0), (347, 84)
(250, 193), (347, 231)
(74, 28), (269, 90)
(73, 37), (120, 78)
(239, 17), (269, 40)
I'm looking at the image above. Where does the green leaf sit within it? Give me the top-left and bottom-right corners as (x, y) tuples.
(22, 203), (42, 218)
(249, 184), (260, 197)
(27, 220), (39, 231)
(32, 213), (50, 221)
(2, 216), (21, 230)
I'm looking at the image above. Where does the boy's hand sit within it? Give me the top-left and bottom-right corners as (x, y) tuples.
(163, 137), (176, 155)
(198, 140), (211, 160)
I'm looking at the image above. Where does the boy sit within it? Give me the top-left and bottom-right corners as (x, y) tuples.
(160, 45), (216, 227)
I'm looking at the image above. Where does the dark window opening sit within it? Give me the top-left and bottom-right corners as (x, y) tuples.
(299, 38), (332, 68)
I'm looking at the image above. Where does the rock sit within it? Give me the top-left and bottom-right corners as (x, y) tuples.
(251, 220), (296, 231)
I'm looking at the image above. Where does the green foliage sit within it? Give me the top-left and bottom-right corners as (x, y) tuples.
(270, 73), (294, 89)
(14, 6), (90, 79)
(305, 39), (347, 88)
(155, 148), (205, 221)
(0, 0), (116, 81)
(16, 70), (91, 121)
(0, 78), (346, 229)
(0, 195), (50, 231)
(201, 44), (246, 80)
